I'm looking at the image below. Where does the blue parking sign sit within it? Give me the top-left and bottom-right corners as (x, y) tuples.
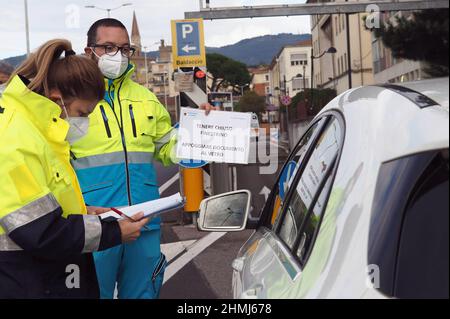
(176, 22), (201, 56)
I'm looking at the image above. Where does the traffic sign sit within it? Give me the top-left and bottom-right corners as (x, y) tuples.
(281, 95), (292, 106)
(171, 19), (206, 68)
(179, 159), (208, 169)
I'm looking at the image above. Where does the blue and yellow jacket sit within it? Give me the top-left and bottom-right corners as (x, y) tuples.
(70, 64), (177, 230)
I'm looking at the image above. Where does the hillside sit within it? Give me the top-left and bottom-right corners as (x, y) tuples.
(207, 33), (311, 66)
(1, 33), (311, 68)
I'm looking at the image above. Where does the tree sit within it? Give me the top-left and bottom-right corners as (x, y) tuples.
(206, 53), (252, 93)
(235, 91), (266, 118)
(288, 88), (337, 121)
(374, 9), (449, 76)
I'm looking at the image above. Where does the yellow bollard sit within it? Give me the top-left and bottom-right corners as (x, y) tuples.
(182, 167), (204, 212)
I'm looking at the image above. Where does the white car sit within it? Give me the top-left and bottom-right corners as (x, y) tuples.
(198, 78), (449, 299)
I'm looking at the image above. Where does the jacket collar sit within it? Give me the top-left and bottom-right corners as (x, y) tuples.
(2, 75), (69, 143)
(104, 63), (135, 90)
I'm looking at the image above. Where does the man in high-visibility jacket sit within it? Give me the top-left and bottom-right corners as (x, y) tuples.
(71, 18), (215, 299)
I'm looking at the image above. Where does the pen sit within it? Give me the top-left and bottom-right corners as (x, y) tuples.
(110, 207), (151, 231)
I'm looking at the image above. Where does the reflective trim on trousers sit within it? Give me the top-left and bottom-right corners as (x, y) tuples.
(82, 215), (102, 253)
(0, 234), (22, 251)
(71, 151), (154, 170)
(0, 193), (59, 235)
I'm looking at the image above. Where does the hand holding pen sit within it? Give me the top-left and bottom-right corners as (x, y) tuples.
(111, 207), (152, 232)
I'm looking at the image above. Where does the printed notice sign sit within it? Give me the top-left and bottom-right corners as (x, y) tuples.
(177, 108), (252, 164)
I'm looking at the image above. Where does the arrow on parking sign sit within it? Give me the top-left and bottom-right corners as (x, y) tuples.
(182, 45), (197, 53)
(260, 186), (271, 201)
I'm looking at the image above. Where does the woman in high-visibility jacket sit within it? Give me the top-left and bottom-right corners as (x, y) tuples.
(0, 39), (149, 299)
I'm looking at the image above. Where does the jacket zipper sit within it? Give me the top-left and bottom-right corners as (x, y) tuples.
(108, 82), (132, 206)
(152, 253), (167, 291)
(99, 105), (112, 138)
(129, 104), (137, 138)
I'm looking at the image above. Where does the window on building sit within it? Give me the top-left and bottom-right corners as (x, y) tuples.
(335, 16), (339, 36)
(344, 53), (347, 71)
(292, 78), (303, 91)
(338, 15), (342, 33)
(338, 57), (341, 75)
(291, 53), (308, 67)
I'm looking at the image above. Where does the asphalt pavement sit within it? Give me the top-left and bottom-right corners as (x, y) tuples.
(156, 137), (289, 299)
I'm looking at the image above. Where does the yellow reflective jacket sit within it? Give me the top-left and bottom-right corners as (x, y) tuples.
(0, 75), (121, 258)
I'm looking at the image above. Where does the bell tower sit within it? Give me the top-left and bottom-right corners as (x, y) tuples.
(131, 11), (141, 56)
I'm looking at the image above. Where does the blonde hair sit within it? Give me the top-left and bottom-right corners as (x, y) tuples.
(10, 39), (104, 101)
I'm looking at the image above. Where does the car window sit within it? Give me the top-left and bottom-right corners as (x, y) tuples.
(369, 149), (449, 298)
(276, 118), (342, 256)
(266, 118), (325, 227)
(296, 176), (333, 264)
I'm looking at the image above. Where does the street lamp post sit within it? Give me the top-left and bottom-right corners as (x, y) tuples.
(85, 3), (133, 18)
(310, 47), (337, 113)
(303, 65), (307, 94)
(24, 0), (30, 56)
(239, 83), (250, 96)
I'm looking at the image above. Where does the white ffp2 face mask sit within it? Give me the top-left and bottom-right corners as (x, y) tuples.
(61, 99), (90, 144)
(93, 50), (129, 79)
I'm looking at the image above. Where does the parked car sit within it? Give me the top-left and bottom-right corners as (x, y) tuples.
(198, 78), (449, 299)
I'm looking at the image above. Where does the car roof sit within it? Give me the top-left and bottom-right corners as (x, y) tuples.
(397, 77), (449, 110)
(321, 78), (449, 162)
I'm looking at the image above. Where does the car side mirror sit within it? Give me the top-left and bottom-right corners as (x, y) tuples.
(198, 190), (252, 232)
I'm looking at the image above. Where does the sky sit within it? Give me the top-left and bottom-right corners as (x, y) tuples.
(0, 0), (310, 59)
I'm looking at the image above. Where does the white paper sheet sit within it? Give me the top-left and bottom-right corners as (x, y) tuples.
(176, 108), (252, 164)
(99, 193), (185, 220)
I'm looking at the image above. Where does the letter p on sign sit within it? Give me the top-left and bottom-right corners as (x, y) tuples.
(182, 24), (194, 39)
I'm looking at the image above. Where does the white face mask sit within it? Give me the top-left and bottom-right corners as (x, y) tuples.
(92, 50), (129, 79)
(61, 99), (90, 144)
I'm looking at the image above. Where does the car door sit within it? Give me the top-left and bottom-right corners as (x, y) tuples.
(233, 111), (345, 299)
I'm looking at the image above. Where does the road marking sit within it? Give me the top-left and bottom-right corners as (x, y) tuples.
(270, 140), (289, 153)
(161, 240), (197, 262)
(260, 186), (271, 201)
(203, 170), (212, 195)
(159, 173), (180, 194)
(163, 232), (227, 284)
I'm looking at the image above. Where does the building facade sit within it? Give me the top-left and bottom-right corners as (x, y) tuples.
(269, 39), (313, 103)
(268, 39), (313, 148)
(249, 66), (271, 97)
(371, 11), (426, 84)
(308, 0), (374, 94)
